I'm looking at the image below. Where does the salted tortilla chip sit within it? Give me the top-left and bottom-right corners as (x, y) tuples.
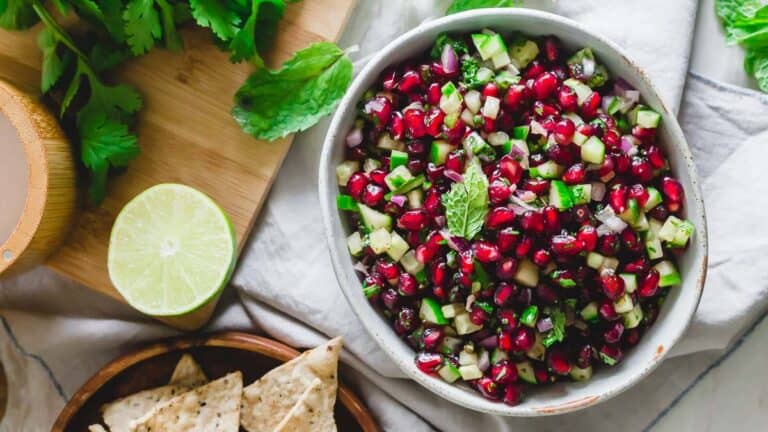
(240, 337), (342, 432)
(130, 371), (243, 432)
(169, 354), (208, 387)
(101, 354), (208, 432)
(88, 425), (108, 432)
(274, 378), (337, 432)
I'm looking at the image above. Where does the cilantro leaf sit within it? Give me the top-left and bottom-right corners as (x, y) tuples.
(229, 0), (286, 63)
(124, 0), (162, 55)
(542, 310), (566, 347)
(0, 0), (39, 30)
(446, 0), (517, 14)
(460, 57), (483, 88)
(232, 41), (353, 140)
(189, 0), (241, 40)
(38, 28), (69, 93)
(430, 32), (468, 59)
(442, 158), (489, 240)
(157, 0), (183, 51)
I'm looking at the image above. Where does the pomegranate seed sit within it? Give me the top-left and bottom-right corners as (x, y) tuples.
(599, 233), (619, 256)
(424, 108), (446, 137)
(631, 156), (654, 183)
(403, 107), (427, 138)
(381, 288), (399, 310)
(474, 241), (501, 263)
(572, 204), (593, 225)
(524, 60), (545, 79)
(580, 92), (601, 120)
(415, 351), (443, 373)
(381, 67), (399, 91)
(499, 155), (523, 184)
(556, 85), (578, 111)
(632, 126), (656, 142)
(494, 282), (518, 306)
(432, 285), (447, 301)
(523, 179), (550, 195)
(563, 163), (586, 185)
(533, 72), (558, 100)
(475, 376), (501, 401)
(621, 229), (641, 253)
(577, 225), (598, 251)
(624, 328), (641, 346)
(406, 231), (421, 248)
(532, 249), (552, 267)
(498, 329), (514, 351)
(364, 96), (393, 127)
(503, 383), (525, 406)
(425, 163), (444, 182)
(444, 119), (467, 145)
(491, 360), (517, 384)
(426, 82), (441, 105)
(648, 205), (669, 221)
(624, 257), (649, 274)
(422, 327), (443, 351)
(599, 344), (623, 365)
(376, 260), (400, 282)
(533, 101), (560, 118)
(369, 169), (388, 186)
(604, 321), (624, 344)
(576, 123), (595, 137)
(489, 179), (512, 205)
(600, 271), (625, 300)
(647, 145), (665, 168)
(599, 301), (619, 321)
(546, 140), (577, 166)
(543, 37), (560, 62)
(608, 184), (628, 213)
(548, 347), (572, 375)
(638, 268), (661, 298)
(398, 209), (428, 231)
(453, 271), (472, 289)
(445, 150), (464, 172)
(520, 210), (545, 234)
(613, 153), (630, 175)
(394, 306), (419, 335)
(362, 184), (385, 207)
(503, 84), (528, 110)
(483, 82), (500, 98)
(415, 244), (434, 264)
(661, 176), (684, 203)
(398, 272), (419, 296)
(551, 234), (583, 256)
(535, 283), (559, 304)
(534, 364), (550, 383)
(499, 309), (518, 330)
(515, 235), (534, 258)
(431, 261), (448, 286)
(398, 70), (423, 93)
(497, 228), (520, 252)
(346, 172), (369, 199)
(482, 116), (496, 133)
(628, 184), (649, 208)
(486, 207), (516, 229)
(553, 119), (575, 146)
(576, 344), (593, 368)
(458, 250), (475, 274)
(603, 129), (620, 150)
(469, 305), (490, 325)
(494, 257), (517, 280)
(542, 206), (561, 232)
(513, 327), (535, 352)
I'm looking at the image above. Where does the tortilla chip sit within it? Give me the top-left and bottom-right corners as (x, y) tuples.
(169, 353), (208, 387)
(101, 354), (208, 432)
(88, 425), (108, 432)
(130, 371), (243, 432)
(240, 337), (342, 432)
(274, 378), (337, 432)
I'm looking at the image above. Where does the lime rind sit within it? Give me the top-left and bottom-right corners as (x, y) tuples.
(108, 184), (237, 317)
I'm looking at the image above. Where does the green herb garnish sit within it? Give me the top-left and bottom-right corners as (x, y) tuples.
(442, 158), (489, 240)
(446, 0), (518, 14)
(716, 0), (768, 92)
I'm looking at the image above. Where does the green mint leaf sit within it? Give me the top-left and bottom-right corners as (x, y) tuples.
(446, 0), (517, 14)
(232, 41), (353, 141)
(189, 0), (241, 40)
(38, 29), (69, 93)
(716, 0), (765, 44)
(430, 32), (469, 59)
(123, 0), (162, 55)
(0, 0), (39, 30)
(749, 50), (768, 92)
(442, 158), (489, 240)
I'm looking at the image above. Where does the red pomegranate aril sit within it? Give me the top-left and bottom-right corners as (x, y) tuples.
(572, 204), (593, 225)
(524, 60), (546, 79)
(362, 184), (385, 207)
(532, 249), (552, 267)
(395, 306), (419, 335)
(533, 101), (560, 118)
(398, 273), (419, 296)
(497, 228), (520, 253)
(515, 235), (534, 259)
(369, 168), (388, 186)
(632, 126), (656, 142)
(599, 344), (623, 366)
(543, 206), (562, 232)
(494, 282), (518, 306)
(476, 376), (502, 401)
(453, 271), (472, 289)
(604, 321), (624, 344)
(415, 351), (443, 373)
(603, 129), (620, 150)
(638, 268), (661, 298)
(381, 288), (399, 311)
(523, 178), (550, 196)
(661, 176), (684, 203)
(457, 250), (475, 274)
(444, 119), (467, 145)
(533, 72), (558, 100)
(498, 329), (514, 351)
(426, 82), (441, 105)
(491, 360), (518, 385)
(487, 207), (516, 229)
(534, 364), (550, 384)
(624, 257), (649, 274)
(398, 209), (428, 231)
(364, 96), (393, 127)
(520, 211), (545, 234)
(599, 233), (620, 256)
(563, 163), (586, 185)
(503, 84), (528, 110)
(553, 118), (575, 145)
(608, 184), (628, 213)
(431, 261), (448, 286)
(376, 260), (400, 282)
(557, 85), (578, 111)
(499, 309), (518, 330)
(346, 172), (369, 199)
(483, 82), (500, 98)
(599, 301), (620, 321)
(489, 179), (513, 205)
(422, 327), (443, 351)
(613, 153), (630, 175)
(415, 244), (434, 264)
(513, 327), (535, 352)
(503, 383), (525, 406)
(548, 348), (572, 375)
(543, 36), (560, 62)
(628, 184), (649, 208)
(499, 155), (523, 184)
(647, 145), (665, 168)
(403, 107), (427, 138)
(495, 257), (518, 281)
(474, 241), (501, 263)
(577, 225), (598, 252)
(648, 205), (669, 221)
(551, 234), (583, 256)
(381, 67), (399, 91)
(425, 107), (446, 137)
(631, 156), (654, 183)
(425, 163), (445, 182)
(624, 328), (641, 346)
(387, 111), (404, 140)
(445, 150), (465, 172)
(600, 271), (625, 300)
(482, 116), (495, 133)
(576, 344), (593, 368)
(621, 229), (641, 253)
(546, 140), (577, 166)
(469, 305), (490, 325)
(580, 92), (601, 119)
(535, 283), (559, 304)
(398, 70), (423, 93)
(432, 285), (447, 301)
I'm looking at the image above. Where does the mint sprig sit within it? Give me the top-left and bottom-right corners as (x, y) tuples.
(442, 158), (489, 240)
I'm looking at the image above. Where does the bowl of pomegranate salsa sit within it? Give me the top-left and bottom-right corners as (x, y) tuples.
(320, 9), (706, 416)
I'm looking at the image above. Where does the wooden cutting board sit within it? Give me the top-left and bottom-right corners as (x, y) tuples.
(0, 0), (356, 319)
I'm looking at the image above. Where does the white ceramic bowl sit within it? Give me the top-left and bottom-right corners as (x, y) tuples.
(319, 8), (707, 416)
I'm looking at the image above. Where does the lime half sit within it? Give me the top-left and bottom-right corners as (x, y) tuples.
(108, 184), (237, 317)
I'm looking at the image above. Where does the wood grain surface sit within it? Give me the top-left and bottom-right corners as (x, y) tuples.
(0, 0), (356, 328)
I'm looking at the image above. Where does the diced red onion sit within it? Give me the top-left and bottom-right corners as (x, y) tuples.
(507, 143), (530, 169)
(441, 44), (459, 75)
(613, 78), (635, 95)
(596, 223), (612, 237)
(353, 261), (369, 275)
(537, 317), (554, 332)
(605, 215), (628, 233)
(595, 206), (616, 223)
(441, 230), (471, 253)
(444, 169), (464, 183)
(390, 194), (407, 207)
(478, 335), (498, 350)
(465, 294), (476, 312)
(346, 127), (363, 147)
(477, 349), (490, 372)
(434, 215), (446, 228)
(620, 135), (640, 155)
(515, 189), (537, 203)
(510, 195), (538, 212)
(623, 90), (640, 104)
(530, 120), (548, 136)
(601, 95), (615, 113)
(590, 182), (606, 201)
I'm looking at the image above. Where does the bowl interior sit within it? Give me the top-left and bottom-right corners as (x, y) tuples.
(320, 9), (707, 416)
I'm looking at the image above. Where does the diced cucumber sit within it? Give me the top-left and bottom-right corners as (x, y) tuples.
(632, 211), (650, 232)
(613, 293), (634, 314)
(549, 180), (575, 210)
(441, 303), (465, 319)
(622, 303), (644, 329)
(377, 133), (405, 151)
(509, 39), (539, 69)
(363, 158), (381, 173)
(654, 260), (682, 287)
(658, 215), (695, 248)
(520, 305), (539, 328)
(368, 228), (391, 255)
(569, 365), (593, 381)
(605, 95), (621, 115)
(459, 364), (484, 381)
(586, 252), (605, 270)
(358, 204), (392, 232)
(440, 81), (464, 115)
(501, 139), (528, 158)
(570, 184), (592, 205)
(336, 161), (359, 186)
(580, 301), (599, 322)
(475, 67), (494, 85)
(438, 363), (461, 383)
(572, 131), (589, 146)
(488, 132), (510, 146)
(643, 187), (663, 212)
(420, 298), (448, 325)
(347, 232), (363, 257)
(481, 96), (501, 119)
(400, 250), (424, 275)
(562, 112), (584, 126)
(491, 348), (509, 364)
(430, 140), (456, 165)
(512, 125), (530, 140)
(454, 313), (483, 335)
(620, 273), (638, 293)
(529, 160), (565, 179)
(392, 175), (424, 195)
(634, 109), (662, 128)
(390, 150), (409, 170)
(459, 350), (478, 366)
(526, 332), (546, 361)
(494, 70), (519, 88)
(644, 219), (664, 260)
(337, 194), (358, 211)
(464, 132), (495, 160)
(408, 189), (423, 209)
(514, 259), (539, 287)
(516, 361), (537, 384)
(581, 136), (605, 164)
(387, 231), (410, 262)
(600, 257), (619, 272)
(472, 33), (507, 60)
(385, 165), (413, 191)
(619, 198), (641, 224)
(564, 78), (593, 105)
(492, 50), (512, 69)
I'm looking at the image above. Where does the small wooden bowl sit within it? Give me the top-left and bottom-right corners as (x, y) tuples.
(0, 79), (76, 277)
(52, 332), (380, 432)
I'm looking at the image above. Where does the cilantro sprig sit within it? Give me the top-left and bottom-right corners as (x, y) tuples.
(716, 0), (768, 92)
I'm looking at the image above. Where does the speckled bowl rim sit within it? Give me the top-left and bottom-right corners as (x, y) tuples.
(319, 8), (707, 417)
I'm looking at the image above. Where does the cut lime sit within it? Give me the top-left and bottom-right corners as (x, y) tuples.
(108, 184), (237, 317)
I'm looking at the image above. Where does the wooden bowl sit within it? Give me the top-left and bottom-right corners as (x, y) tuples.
(52, 332), (379, 432)
(0, 79), (77, 277)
